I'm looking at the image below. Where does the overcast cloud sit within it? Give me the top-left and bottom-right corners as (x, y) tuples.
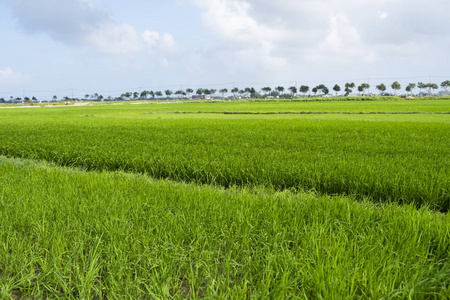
(1, 0), (449, 97)
(8, 0), (178, 57)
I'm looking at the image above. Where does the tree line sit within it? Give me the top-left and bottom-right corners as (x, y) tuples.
(1, 80), (449, 102)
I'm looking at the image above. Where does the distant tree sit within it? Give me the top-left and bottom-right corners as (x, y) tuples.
(299, 85), (309, 96)
(312, 87), (318, 95)
(203, 89), (211, 96)
(360, 83), (370, 95)
(196, 88), (203, 96)
(140, 90), (148, 99)
(248, 87), (256, 98)
(275, 86), (284, 94)
(124, 92), (132, 98)
(165, 90), (173, 98)
(344, 82), (355, 96)
(440, 80), (450, 92)
(24, 97), (30, 102)
(98, 95), (104, 101)
(391, 81), (401, 96)
(219, 88), (228, 98)
(238, 90), (245, 98)
(174, 90), (183, 98)
(425, 83), (438, 95)
(84, 94), (89, 100)
(244, 87), (257, 98)
(261, 87), (272, 96)
(313, 84), (328, 95)
(149, 91), (155, 99)
(333, 84), (341, 95)
(53, 95), (57, 101)
(417, 82), (426, 94)
(32, 96), (37, 101)
(186, 88), (194, 98)
(210, 89), (217, 97)
(155, 91), (163, 99)
(288, 86), (297, 96)
(231, 87), (239, 98)
(0, 98), (4, 103)
(357, 85), (364, 95)
(376, 84), (386, 95)
(405, 83), (416, 95)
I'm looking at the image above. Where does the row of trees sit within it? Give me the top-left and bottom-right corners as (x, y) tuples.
(102, 80), (449, 101)
(124, 80), (450, 99)
(2, 81), (449, 103)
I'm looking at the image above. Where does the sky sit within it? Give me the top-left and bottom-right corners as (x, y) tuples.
(1, 0), (449, 99)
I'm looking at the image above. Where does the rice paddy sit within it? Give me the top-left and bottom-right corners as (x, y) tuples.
(0, 97), (449, 298)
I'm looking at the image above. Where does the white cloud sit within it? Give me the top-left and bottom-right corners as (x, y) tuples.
(7, 0), (180, 64)
(142, 30), (180, 65)
(86, 22), (142, 54)
(189, 0), (450, 80)
(378, 12), (388, 20)
(192, 0), (288, 70)
(310, 14), (376, 65)
(0, 67), (29, 84)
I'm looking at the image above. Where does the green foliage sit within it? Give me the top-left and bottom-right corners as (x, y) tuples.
(299, 85), (309, 94)
(0, 99), (449, 210)
(2, 156), (450, 298)
(391, 81), (401, 95)
(441, 80), (450, 91)
(345, 82), (355, 95)
(376, 83), (386, 93)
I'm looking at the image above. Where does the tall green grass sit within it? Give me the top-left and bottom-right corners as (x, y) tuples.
(0, 103), (448, 209)
(1, 156), (450, 298)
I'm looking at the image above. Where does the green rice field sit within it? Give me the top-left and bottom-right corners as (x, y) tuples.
(0, 98), (449, 298)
